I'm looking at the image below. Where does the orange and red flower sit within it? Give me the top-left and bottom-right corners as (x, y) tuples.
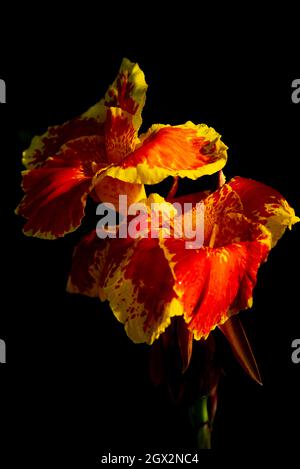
(67, 178), (298, 344)
(17, 58), (299, 351)
(16, 58), (227, 239)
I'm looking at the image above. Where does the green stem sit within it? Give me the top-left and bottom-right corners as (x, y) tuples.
(189, 396), (212, 449)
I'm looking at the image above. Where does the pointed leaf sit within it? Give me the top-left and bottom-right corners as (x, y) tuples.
(219, 315), (262, 385)
(177, 317), (193, 373)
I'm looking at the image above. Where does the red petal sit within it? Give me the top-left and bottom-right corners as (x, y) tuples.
(100, 237), (183, 344)
(67, 231), (109, 297)
(17, 136), (107, 238)
(228, 177), (299, 247)
(164, 216), (270, 340)
(23, 104), (106, 169)
(104, 107), (139, 163)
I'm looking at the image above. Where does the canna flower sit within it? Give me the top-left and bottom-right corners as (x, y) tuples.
(16, 59), (227, 239)
(67, 177), (299, 344)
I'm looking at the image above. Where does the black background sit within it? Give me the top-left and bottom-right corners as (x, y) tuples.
(1, 13), (299, 463)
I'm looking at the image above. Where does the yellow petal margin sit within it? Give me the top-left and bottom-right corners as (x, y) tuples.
(22, 99), (107, 169)
(228, 177), (300, 248)
(22, 57), (147, 170)
(101, 121), (228, 185)
(104, 57), (148, 132)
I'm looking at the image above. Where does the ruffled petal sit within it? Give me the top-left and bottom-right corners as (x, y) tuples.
(99, 237), (183, 345)
(104, 57), (147, 130)
(22, 58), (147, 169)
(163, 215), (271, 340)
(16, 136), (107, 238)
(22, 100), (106, 169)
(228, 177), (300, 247)
(67, 231), (109, 297)
(104, 122), (228, 184)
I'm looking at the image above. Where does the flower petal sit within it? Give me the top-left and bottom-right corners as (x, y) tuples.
(104, 122), (228, 184)
(228, 177), (300, 247)
(163, 217), (270, 340)
(99, 237), (183, 344)
(94, 175), (146, 209)
(22, 100), (106, 169)
(104, 57), (147, 128)
(104, 107), (140, 163)
(16, 136), (107, 238)
(67, 231), (109, 297)
(22, 58), (147, 169)
(202, 184), (243, 245)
